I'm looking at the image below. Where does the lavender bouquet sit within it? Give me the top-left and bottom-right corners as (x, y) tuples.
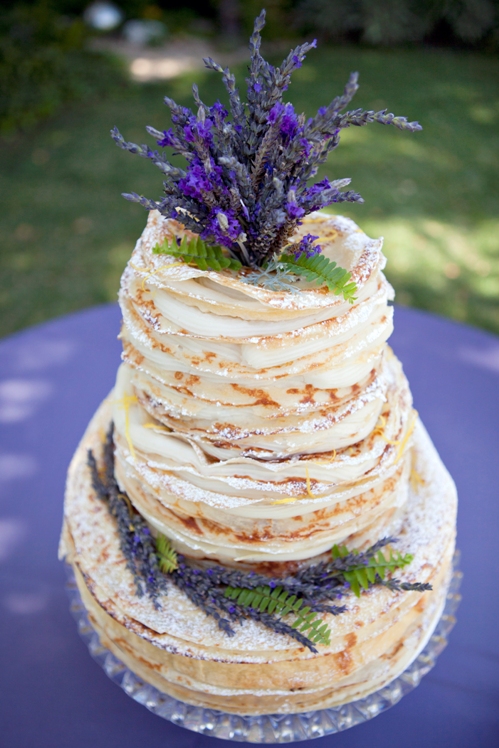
(112, 10), (421, 297)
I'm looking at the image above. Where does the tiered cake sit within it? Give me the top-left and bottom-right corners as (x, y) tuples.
(60, 12), (457, 718)
(60, 210), (456, 714)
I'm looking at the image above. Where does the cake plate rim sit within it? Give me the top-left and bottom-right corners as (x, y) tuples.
(65, 552), (461, 743)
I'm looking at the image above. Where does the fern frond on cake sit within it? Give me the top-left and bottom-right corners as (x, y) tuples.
(225, 585), (331, 646)
(332, 543), (414, 597)
(156, 534), (178, 573)
(153, 235), (242, 272)
(278, 253), (357, 302)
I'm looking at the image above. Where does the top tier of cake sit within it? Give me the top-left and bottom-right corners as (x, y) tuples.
(112, 211), (415, 566)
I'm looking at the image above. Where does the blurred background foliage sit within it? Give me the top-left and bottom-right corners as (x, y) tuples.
(295, 0), (499, 46)
(0, 2), (126, 133)
(0, 0), (498, 339)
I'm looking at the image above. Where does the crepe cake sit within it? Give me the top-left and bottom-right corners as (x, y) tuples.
(60, 211), (457, 714)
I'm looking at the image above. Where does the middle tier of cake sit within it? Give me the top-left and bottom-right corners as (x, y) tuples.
(112, 211), (416, 568)
(113, 347), (413, 567)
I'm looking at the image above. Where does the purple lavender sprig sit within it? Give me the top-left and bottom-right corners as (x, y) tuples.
(293, 233), (322, 259)
(169, 558), (236, 637)
(87, 425), (167, 607)
(170, 559), (327, 652)
(195, 560), (347, 603)
(112, 9), (421, 268)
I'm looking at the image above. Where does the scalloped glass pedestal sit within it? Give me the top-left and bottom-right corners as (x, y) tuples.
(66, 555), (461, 743)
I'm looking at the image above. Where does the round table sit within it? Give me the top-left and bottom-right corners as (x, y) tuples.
(0, 304), (498, 748)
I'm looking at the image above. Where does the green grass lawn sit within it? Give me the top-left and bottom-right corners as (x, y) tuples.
(1, 45), (498, 338)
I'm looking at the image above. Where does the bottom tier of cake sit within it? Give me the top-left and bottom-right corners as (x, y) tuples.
(60, 397), (457, 716)
(65, 558), (461, 742)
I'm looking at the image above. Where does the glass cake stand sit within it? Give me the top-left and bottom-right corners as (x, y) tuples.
(65, 554), (461, 743)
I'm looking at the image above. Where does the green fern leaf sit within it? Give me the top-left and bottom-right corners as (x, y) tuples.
(224, 585), (331, 646)
(156, 533), (178, 573)
(334, 544), (414, 598)
(153, 235), (242, 272)
(278, 253), (357, 302)
(332, 544), (349, 559)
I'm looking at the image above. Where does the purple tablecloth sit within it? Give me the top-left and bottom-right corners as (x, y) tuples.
(1, 304), (498, 747)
